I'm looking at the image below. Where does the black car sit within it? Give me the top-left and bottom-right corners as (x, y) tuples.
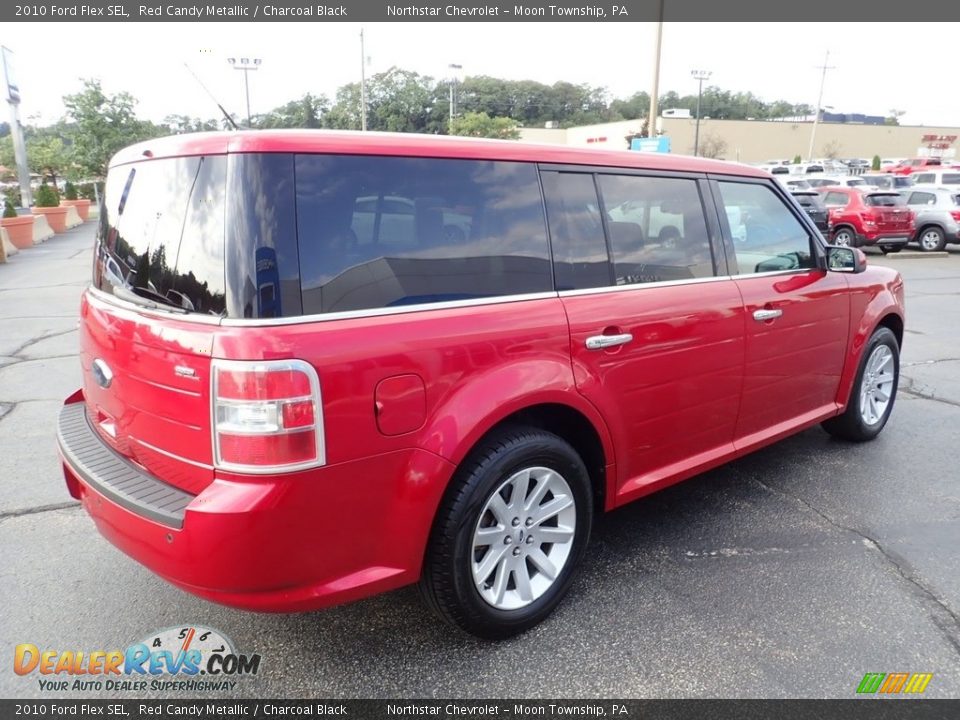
(791, 190), (830, 234)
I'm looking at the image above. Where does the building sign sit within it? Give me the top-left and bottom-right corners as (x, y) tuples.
(921, 134), (957, 151)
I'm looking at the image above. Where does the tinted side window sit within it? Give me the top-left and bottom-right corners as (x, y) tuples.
(225, 153), (302, 319)
(943, 173), (960, 185)
(598, 174), (715, 284)
(907, 192), (936, 206)
(914, 173), (934, 184)
(296, 156), (550, 314)
(823, 191), (848, 207)
(541, 172), (610, 291)
(716, 181), (815, 275)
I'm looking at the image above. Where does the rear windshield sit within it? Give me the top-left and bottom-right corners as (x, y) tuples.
(792, 192), (825, 209)
(95, 153), (551, 319)
(94, 156), (227, 315)
(893, 176), (915, 188)
(865, 193), (907, 207)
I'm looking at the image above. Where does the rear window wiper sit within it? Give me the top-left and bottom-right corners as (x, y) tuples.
(113, 286), (189, 314)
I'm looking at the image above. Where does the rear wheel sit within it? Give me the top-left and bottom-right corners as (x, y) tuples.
(917, 227), (946, 252)
(822, 327), (899, 442)
(419, 425), (592, 639)
(832, 227), (855, 247)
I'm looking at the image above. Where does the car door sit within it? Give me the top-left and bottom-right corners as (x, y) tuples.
(541, 169), (746, 505)
(711, 177), (850, 452)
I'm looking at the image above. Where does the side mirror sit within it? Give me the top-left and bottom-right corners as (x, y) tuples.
(826, 245), (867, 274)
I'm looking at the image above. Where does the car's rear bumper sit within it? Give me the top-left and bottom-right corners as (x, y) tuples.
(862, 232), (911, 249)
(58, 391), (455, 612)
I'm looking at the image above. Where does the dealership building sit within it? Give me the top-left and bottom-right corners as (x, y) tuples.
(520, 116), (960, 162)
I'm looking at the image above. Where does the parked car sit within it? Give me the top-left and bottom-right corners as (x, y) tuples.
(791, 162), (825, 174)
(790, 190), (830, 234)
(806, 176), (875, 189)
(56, 131), (906, 639)
(820, 187), (915, 252)
(776, 176), (813, 191)
(860, 174), (915, 192)
(883, 157), (943, 175)
(880, 158), (904, 169)
(900, 187), (960, 252)
(909, 169), (960, 189)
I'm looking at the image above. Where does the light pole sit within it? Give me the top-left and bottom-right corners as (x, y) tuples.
(691, 69), (712, 157)
(227, 56), (261, 128)
(360, 29), (367, 131)
(648, 2), (664, 138)
(448, 63), (462, 123)
(808, 50), (835, 161)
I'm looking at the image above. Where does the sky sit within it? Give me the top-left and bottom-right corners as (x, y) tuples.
(4, 22), (959, 129)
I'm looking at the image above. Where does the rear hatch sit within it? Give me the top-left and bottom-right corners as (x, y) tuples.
(84, 154), (228, 494)
(864, 192), (913, 233)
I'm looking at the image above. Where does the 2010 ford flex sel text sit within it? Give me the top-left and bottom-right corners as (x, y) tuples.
(57, 131), (905, 638)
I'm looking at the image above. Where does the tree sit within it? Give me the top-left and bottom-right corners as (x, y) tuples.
(163, 115), (220, 134)
(609, 92), (650, 121)
(697, 133), (728, 160)
(448, 112), (520, 140)
(256, 94), (330, 129)
(63, 79), (165, 177)
(821, 139), (842, 160)
(885, 109), (906, 126)
(872, 155), (881, 171)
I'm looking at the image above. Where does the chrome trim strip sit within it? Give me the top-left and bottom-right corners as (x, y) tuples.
(558, 275), (732, 298)
(87, 286), (223, 325)
(131, 437), (214, 471)
(219, 291), (560, 327)
(729, 268), (824, 280)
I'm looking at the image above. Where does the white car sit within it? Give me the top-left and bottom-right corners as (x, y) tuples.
(806, 176), (878, 190)
(910, 169), (960, 190)
(776, 176), (813, 191)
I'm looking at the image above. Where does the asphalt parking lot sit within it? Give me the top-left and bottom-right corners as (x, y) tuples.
(1, 221), (958, 699)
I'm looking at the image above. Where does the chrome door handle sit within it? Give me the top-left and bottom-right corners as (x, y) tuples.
(585, 333), (633, 350)
(753, 308), (783, 321)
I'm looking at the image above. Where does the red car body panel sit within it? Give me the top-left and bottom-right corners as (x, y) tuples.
(58, 131), (906, 613)
(883, 158), (942, 175)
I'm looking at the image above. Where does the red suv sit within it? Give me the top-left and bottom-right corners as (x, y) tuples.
(883, 157), (942, 175)
(820, 187), (915, 253)
(57, 132), (905, 638)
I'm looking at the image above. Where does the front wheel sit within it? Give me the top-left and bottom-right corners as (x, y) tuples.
(419, 426), (593, 639)
(822, 326), (900, 441)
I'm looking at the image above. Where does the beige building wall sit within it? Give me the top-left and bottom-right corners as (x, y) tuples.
(521, 118), (960, 162)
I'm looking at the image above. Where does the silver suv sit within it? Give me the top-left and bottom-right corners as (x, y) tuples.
(901, 187), (960, 252)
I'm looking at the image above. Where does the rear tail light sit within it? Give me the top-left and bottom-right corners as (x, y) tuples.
(212, 359), (324, 473)
(950, 211), (960, 223)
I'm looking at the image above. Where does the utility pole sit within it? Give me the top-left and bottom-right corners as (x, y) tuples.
(2, 46), (31, 208)
(647, 0), (664, 138)
(691, 69), (712, 156)
(360, 29), (367, 131)
(808, 50), (835, 162)
(227, 57), (261, 128)
(448, 63), (462, 123)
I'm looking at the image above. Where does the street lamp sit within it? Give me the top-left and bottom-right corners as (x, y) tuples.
(227, 56), (261, 128)
(691, 69), (712, 157)
(448, 63), (463, 123)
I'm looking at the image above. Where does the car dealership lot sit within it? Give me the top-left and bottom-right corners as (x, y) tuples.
(1, 221), (958, 699)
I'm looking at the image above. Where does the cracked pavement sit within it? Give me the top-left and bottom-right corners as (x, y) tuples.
(0, 223), (958, 698)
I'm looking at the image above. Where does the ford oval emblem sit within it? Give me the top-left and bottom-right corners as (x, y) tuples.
(92, 358), (114, 389)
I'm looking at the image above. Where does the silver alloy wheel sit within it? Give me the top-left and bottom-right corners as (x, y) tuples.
(919, 229), (942, 251)
(859, 344), (895, 426)
(834, 229), (853, 247)
(471, 466), (577, 611)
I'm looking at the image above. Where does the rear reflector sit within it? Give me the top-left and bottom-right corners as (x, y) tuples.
(212, 359), (324, 473)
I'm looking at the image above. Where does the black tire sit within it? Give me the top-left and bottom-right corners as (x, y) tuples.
(822, 327), (900, 442)
(917, 226), (946, 252)
(419, 425), (593, 639)
(880, 246), (902, 255)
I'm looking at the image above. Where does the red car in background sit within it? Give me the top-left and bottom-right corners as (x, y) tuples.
(820, 187), (915, 253)
(883, 157), (943, 175)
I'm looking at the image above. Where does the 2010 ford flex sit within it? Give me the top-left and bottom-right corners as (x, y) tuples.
(58, 131), (905, 638)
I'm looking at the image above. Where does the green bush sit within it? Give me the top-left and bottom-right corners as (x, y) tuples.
(63, 181), (78, 200)
(872, 155), (881, 171)
(78, 182), (101, 201)
(4, 187), (22, 208)
(3, 199), (17, 218)
(792, 154), (802, 164)
(34, 184), (60, 208)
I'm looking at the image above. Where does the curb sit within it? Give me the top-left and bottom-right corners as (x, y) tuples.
(877, 251), (950, 259)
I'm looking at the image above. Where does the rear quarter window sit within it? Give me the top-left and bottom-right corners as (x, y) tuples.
(294, 155), (551, 314)
(865, 194), (906, 207)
